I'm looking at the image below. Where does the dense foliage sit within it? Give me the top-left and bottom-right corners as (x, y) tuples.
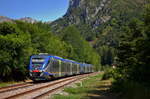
(0, 21), (100, 81)
(61, 26), (100, 70)
(94, 0), (146, 67)
(87, 0), (150, 98)
(115, 3), (150, 84)
(102, 3), (150, 99)
(0, 22), (32, 81)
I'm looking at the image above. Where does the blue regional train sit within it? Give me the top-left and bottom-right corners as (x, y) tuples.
(29, 54), (93, 81)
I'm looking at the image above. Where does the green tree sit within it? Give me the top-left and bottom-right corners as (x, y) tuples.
(0, 22), (33, 81)
(114, 5), (150, 83)
(61, 26), (101, 70)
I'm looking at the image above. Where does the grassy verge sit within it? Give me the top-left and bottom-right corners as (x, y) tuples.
(0, 81), (20, 87)
(0, 80), (31, 87)
(52, 73), (117, 99)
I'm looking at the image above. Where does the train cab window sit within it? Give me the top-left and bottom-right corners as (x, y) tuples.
(32, 58), (44, 64)
(31, 58), (45, 69)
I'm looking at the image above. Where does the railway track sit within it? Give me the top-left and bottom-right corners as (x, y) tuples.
(0, 73), (98, 99)
(0, 82), (33, 94)
(34, 74), (93, 99)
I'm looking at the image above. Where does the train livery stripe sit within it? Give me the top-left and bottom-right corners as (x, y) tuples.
(48, 72), (70, 74)
(44, 72), (70, 75)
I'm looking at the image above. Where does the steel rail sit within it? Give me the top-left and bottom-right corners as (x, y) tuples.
(34, 73), (96, 99)
(0, 84), (33, 94)
(0, 82), (32, 93)
(3, 73), (98, 99)
(4, 77), (77, 99)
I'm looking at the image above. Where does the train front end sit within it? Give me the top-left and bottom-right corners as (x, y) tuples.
(29, 55), (49, 81)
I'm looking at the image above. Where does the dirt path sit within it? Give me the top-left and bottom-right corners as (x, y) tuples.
(86, 80), (119, 99)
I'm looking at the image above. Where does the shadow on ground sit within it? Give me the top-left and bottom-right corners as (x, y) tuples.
(85, 80), (118, 99)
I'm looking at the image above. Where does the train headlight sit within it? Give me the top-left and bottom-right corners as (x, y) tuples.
(29, 73), (32, 76)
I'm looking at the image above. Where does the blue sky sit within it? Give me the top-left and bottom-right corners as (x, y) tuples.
(0, 0), (69, 22)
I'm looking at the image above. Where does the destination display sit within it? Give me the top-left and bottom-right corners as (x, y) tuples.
(32, 58), (45, 62)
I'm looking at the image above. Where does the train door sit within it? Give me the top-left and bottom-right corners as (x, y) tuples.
(58, 60), (61, 77)
(70, 62), (72, 75)
(77, 64), (80, 74)
(49, 59), (59, 77)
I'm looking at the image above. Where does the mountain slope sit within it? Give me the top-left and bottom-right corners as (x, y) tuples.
(0, 16), (37, 23)
(51, 0), (146, 40)
(0, 16), (13, 23)
(50, 0), (146, 66)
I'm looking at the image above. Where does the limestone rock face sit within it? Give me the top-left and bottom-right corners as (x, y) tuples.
(65, 0), (111, 28)
(51, 0), (146, 40)
(51, 0), (112, 36)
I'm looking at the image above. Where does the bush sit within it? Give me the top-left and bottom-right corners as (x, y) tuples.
(102, 67), (115, 80)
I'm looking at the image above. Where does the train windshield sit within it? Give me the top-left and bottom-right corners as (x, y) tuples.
(32, 58), (45, 63)
(31, 58), (45, 69)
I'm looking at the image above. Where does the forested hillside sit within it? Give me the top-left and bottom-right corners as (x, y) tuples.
(101, 3), (150, 99)
(0, 21), (100, 81)
(94, 0), (146, 66)
(51, 0), (146, 67)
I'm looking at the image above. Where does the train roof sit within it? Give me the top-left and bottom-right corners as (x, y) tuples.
(31, 54), (78, 63)
(31, 54), (93, 66)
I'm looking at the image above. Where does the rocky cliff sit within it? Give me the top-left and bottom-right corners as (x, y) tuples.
(65, 0), (111, 28)
(51, 0), (112, 38)
(51, 0), (146, 40)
